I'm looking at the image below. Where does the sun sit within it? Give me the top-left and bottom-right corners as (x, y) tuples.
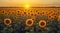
(24, 4), (31, 8)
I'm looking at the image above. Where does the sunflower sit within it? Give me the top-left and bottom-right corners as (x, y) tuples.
(4, 18), (12, 26)
(38, 20), (46, 28)
(57, 15), (60, 22)
(26, 19), (34, 27)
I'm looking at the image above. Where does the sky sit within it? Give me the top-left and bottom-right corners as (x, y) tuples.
(0, 0), (60, 7)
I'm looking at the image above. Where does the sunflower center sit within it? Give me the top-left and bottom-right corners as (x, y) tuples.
(40, 22), (45, 26)
(5, 20), (10, 24)
(27, 20), (32, 24)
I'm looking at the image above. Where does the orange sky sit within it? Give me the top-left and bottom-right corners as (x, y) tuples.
(0, 0), (60, 7)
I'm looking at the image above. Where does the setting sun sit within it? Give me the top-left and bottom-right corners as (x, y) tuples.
(25, 4), (30, 8)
